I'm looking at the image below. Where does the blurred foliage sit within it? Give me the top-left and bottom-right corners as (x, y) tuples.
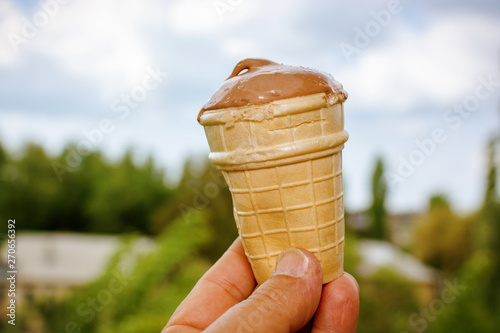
(0, 143), (236, 261)
(345, 233), (420, 333)
(357, 268), (420, 333)
(0, 142), (170, 234)
(412, 195), (473, 273)
(150, 156), (237, 262)
(427, 134), (500, 332)
(0, 130), (499, 332)
(368, 157), (388, 240)
(483, 137), (498, 210)
(427, 251), (500, 333)
(480, 136), (500, 309)
(343, 232), (360, 275)
(3, 212), (211, 333)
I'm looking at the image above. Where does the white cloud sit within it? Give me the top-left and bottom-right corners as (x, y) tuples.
(42, 0), (157, 97)
(0, 0), (22, 65)
(221, 37), (257, 57)
(167, 0), (219, 34)
(0, 0), (164, 98)
(341, 12), (500, 112)
(166, 0), (264, 35)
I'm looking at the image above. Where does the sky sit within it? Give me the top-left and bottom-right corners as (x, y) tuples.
(0, 0), (499, 213)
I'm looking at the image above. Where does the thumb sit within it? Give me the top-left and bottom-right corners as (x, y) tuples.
(205, 248), (323, 333)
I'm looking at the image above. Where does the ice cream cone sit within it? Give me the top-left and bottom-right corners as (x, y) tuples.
(199, 90), (348, 284)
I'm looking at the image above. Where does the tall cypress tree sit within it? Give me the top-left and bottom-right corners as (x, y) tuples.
(483, 136), (500, 308)
(369, 157), (388, 240)
(483, 138), (498, 209)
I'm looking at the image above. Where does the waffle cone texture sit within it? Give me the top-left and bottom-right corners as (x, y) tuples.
(199, 92), (348, 284)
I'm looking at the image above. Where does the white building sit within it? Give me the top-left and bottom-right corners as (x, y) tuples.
(0, 232), (155, 306)
(357, 239), (438, 301)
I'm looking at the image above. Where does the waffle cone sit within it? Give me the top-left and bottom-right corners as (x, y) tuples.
(200, 93), (348, 284)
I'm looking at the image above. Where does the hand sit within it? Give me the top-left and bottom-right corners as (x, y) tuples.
(162, 238), (359, 333)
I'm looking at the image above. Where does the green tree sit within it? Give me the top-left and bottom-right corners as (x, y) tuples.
(412, 195), (472, 273)
(151, 156), (237, 262)
(357, 268), (420, 333)
(368, 157), (388, 240)
(0, 143), (61, 230)
(50, 149), (108, 231)
(483, 137), (498, 209)
(428, 252), (499, 333)
(481, 136), (500, 308)
(426, 135), (500, 332)
(0, 141), (171, 234)
(85, 149), (170, 234)
(0, 142), (10, 224)
(0, 142), (6, 166)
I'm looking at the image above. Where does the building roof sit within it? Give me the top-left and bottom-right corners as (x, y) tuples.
(357, 240), (435, 284)
(0, 232), (155, 286)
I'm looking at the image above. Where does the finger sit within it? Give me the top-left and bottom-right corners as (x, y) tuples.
(205, 248), (323, 333)
(311, 272), (359, 333)
(163, 238), (257, 332)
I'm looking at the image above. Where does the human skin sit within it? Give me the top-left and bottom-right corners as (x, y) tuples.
(162, 238), (359, 333)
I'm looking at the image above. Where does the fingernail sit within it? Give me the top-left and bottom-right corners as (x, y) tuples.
(274, 248), (309, 277)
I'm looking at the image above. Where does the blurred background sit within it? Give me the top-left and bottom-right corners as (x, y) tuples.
(0, 0), (499, 332)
